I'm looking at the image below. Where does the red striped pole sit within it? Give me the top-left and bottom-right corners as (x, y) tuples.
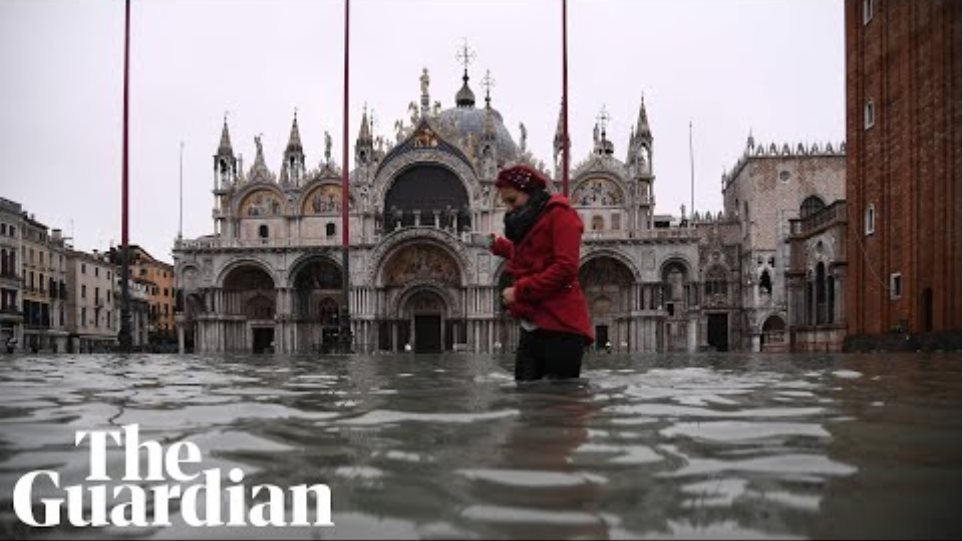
(119, 0), (132, 352)
(561, 0), (570, 196)
(339, 0), (352, 351)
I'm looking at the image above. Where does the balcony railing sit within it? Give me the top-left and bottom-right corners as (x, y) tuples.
(790, 201), (847, 236)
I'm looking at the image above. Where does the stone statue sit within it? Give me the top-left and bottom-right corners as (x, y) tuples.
(324, 131), (332, 162)
(254, 134), (264, 157)
(420, 67), (430, 96)
(519, 122), (528, 153)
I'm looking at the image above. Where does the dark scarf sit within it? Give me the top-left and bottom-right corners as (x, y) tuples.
(503, 189), (551, 244)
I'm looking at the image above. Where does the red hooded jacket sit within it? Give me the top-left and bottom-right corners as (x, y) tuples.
(491, 194), (595, 345)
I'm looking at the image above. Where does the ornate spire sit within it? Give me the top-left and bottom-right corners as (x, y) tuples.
(217, 113), (234, 157)
(285, 109), (303, 152)
(634, 92), (651, 138)
(358, 103), (372, 142)
(455, 38), (476, 108)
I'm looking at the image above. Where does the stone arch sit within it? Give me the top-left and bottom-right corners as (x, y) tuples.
(216, 258), (277, 288)
(762, 314), (786, 332)
(659, 256), (692, 280)
(368, 229), (474, 285)
(372, 151), (479, 213)
(392, 283), (456, 319)
(800, 195), (826, 219)
(580, 249), (642, 282)
(177, 263), (203, 292)
(286, 253), (344, 287)
(579, 255), (636, 316)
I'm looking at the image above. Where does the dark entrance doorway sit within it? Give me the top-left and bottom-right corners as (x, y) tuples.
(414, 315), (442, 353)
(595, 325), (609, 351)
(923, 288), (933, 332)
(707, 313), (729, 352)
(252, 327), (274, 354)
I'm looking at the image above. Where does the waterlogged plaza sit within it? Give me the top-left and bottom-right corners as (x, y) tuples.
(0, 351), (958, 539)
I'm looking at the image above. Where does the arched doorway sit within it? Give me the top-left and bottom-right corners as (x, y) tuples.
(222, 265), (276, 353)
(579, 256), (635, 351)
(404, 289), (447, 353)
(383, 165), (471, 233)
(660, 259), (691, 352)
(761, 314), (786, 352)
(379, 242), (462, 352)
(291, 258), (344, 353)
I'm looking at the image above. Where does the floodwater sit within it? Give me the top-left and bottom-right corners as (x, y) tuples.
(0, 352), (959, 540)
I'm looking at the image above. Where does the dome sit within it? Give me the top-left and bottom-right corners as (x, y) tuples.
(436, 106), (519, 162)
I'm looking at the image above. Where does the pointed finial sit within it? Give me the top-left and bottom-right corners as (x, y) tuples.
(456, 37), (476, 73)
(597, 105), (610, 135)
(482, 69), (495, 107)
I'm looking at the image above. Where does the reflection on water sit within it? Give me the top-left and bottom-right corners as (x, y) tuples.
(0, 352), (958, 539)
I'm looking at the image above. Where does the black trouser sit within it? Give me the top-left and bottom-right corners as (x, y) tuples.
(515, 328), (586, 381)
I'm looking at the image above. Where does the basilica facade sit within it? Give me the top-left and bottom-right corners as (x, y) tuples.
(172, 67), (842, 355)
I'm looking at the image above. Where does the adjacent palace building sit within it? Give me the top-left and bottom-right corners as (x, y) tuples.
(172, 65), (851, 355)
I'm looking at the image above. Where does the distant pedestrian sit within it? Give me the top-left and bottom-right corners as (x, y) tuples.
(489, 164), (594, 381)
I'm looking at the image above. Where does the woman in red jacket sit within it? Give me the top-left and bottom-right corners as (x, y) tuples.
(489, 164), (594, 381)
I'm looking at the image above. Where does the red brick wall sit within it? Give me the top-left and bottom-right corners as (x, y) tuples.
(846, 0), (961, 340)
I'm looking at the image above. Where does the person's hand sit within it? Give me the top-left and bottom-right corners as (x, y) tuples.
(501, 287), (516, 305)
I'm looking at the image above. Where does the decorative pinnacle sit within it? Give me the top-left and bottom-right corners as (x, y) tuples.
(597, 105), (611, 134)
(456, 37), (476, 73)
(481, 69), (495, 105)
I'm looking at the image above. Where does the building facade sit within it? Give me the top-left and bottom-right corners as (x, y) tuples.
(19, 215), (70, 353)
(173, 67), (843, 355)
(0, 198), (22, 351)
(844, 0), (961, 350)
(721, 137), (847, 352)
(110, 245), (176, 347)
(66, 250), (118, 352)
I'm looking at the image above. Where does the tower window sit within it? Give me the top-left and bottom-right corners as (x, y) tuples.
(864, 99), (875, 129)
(865, 203), (876, 235)
(258, 225), (269, 239)
(326, 223), (336, 238)
(889, 273), (902, 299)
(591, 215), (604, 231)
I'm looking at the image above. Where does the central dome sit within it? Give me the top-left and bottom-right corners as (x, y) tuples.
(437, 106), (519, 162)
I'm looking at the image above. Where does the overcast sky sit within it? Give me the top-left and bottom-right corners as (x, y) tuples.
(0, 0), (845, 264)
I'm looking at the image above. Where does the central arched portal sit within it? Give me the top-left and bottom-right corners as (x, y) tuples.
(222, 264), (276, 353)
(579, 256), (636, 351)
(377, 241), (464, 352)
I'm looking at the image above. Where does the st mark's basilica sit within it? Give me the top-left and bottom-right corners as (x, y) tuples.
(172, 63), (845, 355)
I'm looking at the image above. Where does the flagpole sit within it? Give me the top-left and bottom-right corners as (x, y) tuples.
(689, 121), (695, 221)
(561, 0), (570, 196)
(178, 141), (184, 240)
(339, 0), (353, 352)
(118, 0), (132, 353)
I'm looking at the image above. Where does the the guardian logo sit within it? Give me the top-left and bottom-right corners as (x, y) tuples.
(12, 424), (334, 528)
